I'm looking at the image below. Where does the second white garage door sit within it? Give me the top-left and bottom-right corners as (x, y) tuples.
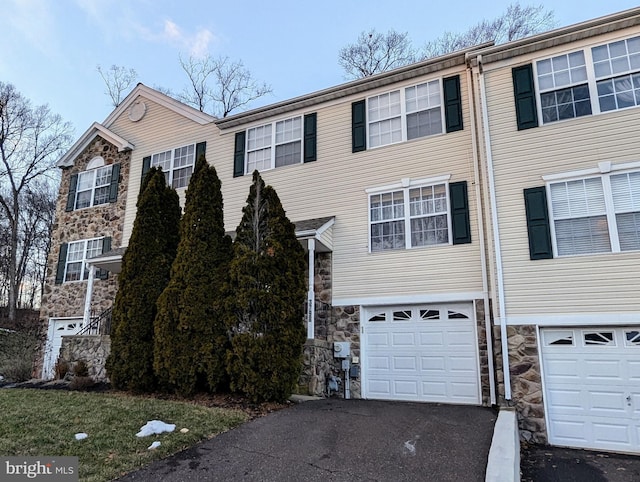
(541, 327), (640, 453)
(362, 302), (480, 404)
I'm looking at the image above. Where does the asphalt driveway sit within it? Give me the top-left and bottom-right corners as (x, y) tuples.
(117, 398), (497, 482)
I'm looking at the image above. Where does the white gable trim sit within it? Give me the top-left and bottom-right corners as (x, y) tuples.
(102, 84), (216, 127)
(56, 122), (134, 168)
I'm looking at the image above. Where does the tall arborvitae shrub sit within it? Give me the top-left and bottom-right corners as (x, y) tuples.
(154, 155), (232, 396)
(106, 167), (180, 392)
(226, 171), (307, 402)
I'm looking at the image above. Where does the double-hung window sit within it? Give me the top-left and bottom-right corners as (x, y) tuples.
(369, 179), (451, 252)
(151, 144), (195, 188)
(246, 116), (302, 172)
(548, 169), (640, 256)
(368, 79), (443, 149)
(516, 35), (640, 129)
(74, 165), (113, 209)
(64, 238), (104, 282)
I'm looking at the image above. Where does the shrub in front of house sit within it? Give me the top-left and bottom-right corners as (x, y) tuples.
(225, 171), (307, 403)
(0, 328), (39, 382)
(106, 167), (181, 392)
(154, 155), (232, 396)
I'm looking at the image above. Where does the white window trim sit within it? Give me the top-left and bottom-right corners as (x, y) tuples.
(245, 115), (303, 174)
(366, 78), (446, 150)
(151, 143), (196, 189)
(74, 164), (113, 210)
(533, 34), (640, 125)
(367, 175), (453, 253)
(545, 166), (640, 257)
(64, 237), (104, 283)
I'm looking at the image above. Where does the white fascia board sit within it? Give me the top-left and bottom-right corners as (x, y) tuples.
(102, 84), (215, 128)
(315, 217), (335, 236)
(56, 122), (134, 168)
(333, 291), (484, 307)
(499, 312), (640, 326)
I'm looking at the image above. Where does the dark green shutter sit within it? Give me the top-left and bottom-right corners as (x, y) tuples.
(352, 100), (366, 153)
(303, 113), (317, 163)
(234, 131), (246, 177)
(512, 64), (539, 130)
(141, 156), (151, 186)
(55, 243), (68, 285)
(108, 163), (120, 203)
(449, 181), (471, 245)
(97, 237), (111, 280)
(66, 174), (78, 212)
(524, 187), (553, 260)
(196, 141), (207, 162)
(443, 75), (464, 133)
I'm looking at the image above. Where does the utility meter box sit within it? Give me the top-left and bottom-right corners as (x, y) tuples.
(333, 341), (351, 358)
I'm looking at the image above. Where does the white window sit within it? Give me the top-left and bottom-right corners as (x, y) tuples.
(151, 144), (195, 188)
(75, 165), (113, 209)
(369, 180), (450, 252)
(246, 116), (302, 173)
(548, 169), (640, 256)
(64, 238), (104, 282)
(534, 35), (640, 125)
(368, 79), (443, 148)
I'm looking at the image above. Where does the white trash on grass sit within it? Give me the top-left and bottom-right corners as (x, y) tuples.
(147, 441), (161, 450)
(75, 433), (88, 440)
(136, 420), (176, 437)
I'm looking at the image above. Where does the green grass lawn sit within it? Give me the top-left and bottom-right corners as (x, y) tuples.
(0, 389), (249, 481)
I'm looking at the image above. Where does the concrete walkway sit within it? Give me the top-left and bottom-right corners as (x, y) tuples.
(117, 398), (497, 482)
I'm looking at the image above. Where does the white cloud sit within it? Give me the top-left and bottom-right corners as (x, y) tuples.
(160, 18), (216, 57)
(4, 0), (59, 57)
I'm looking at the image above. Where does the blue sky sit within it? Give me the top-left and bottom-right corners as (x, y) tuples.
(1, 0), (638, 137)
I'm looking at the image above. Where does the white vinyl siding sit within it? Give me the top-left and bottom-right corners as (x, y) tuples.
(548, 170), (640, 256)
(246, 116), (302, 172)
(75, 165), (112, 209)
(64, 238), (104, 282)
(367, 79), (443, 148)
(481, 26), (640, 318)
(151, 144), (195, 188)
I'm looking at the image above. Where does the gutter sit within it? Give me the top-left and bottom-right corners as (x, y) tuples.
(465, 58), (496, 405)
(475, 54), (512, 401)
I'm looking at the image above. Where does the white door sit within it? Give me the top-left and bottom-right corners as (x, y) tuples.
(541, 327), (640, 453)
(42, 318), (84, 379)
(362, 302), (480, 404)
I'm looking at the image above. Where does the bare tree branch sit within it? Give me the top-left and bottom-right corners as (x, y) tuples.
(177, 55), (272, 117)
(97, 65), (138, 107)
(338, 29), (416, 79)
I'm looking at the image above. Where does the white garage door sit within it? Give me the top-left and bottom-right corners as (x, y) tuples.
(42, 318), (84, 379)
(541, 327), (640, 453)
(362, 303), (480, 404)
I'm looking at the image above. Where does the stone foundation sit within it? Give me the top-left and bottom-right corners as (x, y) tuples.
(493, 324), (547, 444)
(299, 339), (337, 396)
(60, 335), (111, 381)
(474, 299), (493, 406)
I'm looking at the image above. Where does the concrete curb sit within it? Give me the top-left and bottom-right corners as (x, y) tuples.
(485, 408), (520, 482)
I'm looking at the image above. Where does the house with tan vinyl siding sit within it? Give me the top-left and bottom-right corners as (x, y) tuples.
(470, 7), (640, 452)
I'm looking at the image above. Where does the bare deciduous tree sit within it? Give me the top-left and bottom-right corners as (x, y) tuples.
(0, 82), (73, 321)
(338, 3), (556, 78)
(97, 64), (138, 107)
(338, 29), (416, 79)
(178, 55), (272, 117)
(421, 3), (556, 58)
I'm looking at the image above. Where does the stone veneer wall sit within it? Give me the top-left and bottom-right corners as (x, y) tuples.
(474, 299), (492, 406)
(60, 335), (111, 381)
(36, 135), (130, 377)
(493, 324), (547, 443)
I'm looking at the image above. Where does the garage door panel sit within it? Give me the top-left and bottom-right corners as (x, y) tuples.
(542, 327), (640, 453)
(364, 303), (480, 404)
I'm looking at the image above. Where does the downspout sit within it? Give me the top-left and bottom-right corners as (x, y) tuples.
(465, 56), (496, 405)
(307, 239), (316, 339)
(476, 54), (512, 400)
